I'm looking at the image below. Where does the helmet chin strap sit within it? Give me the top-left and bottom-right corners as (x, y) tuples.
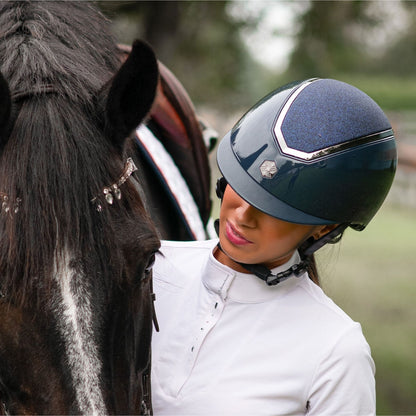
(214, 219), (347, 286)
(299, 223), (348, 256)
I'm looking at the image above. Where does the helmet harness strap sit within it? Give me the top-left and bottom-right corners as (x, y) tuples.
(214, 219), (309, 286)
(214, 178), (348, 286)
(299, 223), (348, 257)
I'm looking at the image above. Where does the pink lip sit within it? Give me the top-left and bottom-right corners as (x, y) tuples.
(225, 221), (253, 246)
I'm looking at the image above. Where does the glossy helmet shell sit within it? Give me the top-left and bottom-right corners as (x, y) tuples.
(217, 78), (397, 230)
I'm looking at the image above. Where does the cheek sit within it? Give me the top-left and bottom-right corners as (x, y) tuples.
(259, 221), (311, 251)
(220, 194), (236, 215)
(261, 219), (294, 240)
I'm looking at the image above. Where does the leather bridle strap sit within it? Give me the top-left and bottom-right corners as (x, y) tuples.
(11, 84), (56, 102)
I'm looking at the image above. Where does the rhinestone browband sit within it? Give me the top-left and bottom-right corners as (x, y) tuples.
(0, 158), (137, 216)
(0, 192), (21, 215)
(91, 157), (138, 212)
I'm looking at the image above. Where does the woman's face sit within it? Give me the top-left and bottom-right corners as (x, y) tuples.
(216, 185), (334, 272)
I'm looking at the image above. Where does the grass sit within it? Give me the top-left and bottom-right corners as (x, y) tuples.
(317, 203), (416, 415)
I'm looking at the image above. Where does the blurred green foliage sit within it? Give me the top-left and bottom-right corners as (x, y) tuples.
(318, 203), (416, 414)
(99, 1), (270, 110)
(99, 0), (416, 112)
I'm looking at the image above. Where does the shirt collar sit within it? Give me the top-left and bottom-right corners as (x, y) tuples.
(202, 243), (305, 303)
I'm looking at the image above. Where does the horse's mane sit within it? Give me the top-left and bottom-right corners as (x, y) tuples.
(0, 1), (151, 305)
(0, 1), (120, 100)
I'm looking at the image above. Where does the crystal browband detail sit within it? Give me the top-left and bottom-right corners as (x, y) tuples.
(91, 157), (138, 212)
(0, 193), (21, 215)
(1, 158), (137, 216)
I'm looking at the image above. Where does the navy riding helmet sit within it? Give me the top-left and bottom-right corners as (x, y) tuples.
(217, 78), (397, 231)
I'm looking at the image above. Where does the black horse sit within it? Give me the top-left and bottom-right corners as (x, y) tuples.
(0, 2), (206, 414)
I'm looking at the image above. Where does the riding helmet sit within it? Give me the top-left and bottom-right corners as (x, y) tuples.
(217, 78), (397, 230)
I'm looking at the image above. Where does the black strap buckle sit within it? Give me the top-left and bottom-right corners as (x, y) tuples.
(239, 258), (310, 286)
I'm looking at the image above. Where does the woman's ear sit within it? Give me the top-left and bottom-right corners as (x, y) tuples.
(302, 223), (347, 257)
(312, 224), (340, 240)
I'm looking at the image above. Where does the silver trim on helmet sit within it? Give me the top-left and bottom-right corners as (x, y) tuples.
(273, 79), (395, 161)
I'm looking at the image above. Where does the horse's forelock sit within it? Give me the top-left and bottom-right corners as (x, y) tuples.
(0, 2), (150, 306)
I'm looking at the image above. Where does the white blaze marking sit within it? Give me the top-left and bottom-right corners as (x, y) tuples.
(55, 253), (106, 415)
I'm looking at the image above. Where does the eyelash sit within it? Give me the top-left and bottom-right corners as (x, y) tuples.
(144, 252), (156, 275)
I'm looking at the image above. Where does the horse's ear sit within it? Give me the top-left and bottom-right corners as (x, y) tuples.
(105, 40), (159, 150)
(0, 72), (11, 148)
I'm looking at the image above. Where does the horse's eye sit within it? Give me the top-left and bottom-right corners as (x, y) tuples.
(145, 253), (156, 274)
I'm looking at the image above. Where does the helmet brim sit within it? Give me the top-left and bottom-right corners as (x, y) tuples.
(217, 132), (336, 226)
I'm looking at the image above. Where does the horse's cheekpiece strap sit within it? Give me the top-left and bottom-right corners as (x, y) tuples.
(91, 157), (138, 212)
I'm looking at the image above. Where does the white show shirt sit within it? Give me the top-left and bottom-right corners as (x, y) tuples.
(151, 239), (375, 415)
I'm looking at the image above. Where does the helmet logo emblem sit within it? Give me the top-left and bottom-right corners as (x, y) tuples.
(260, 160), (278, 179)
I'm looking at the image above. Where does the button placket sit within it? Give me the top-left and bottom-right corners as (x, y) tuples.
(189, 295), (224, 360)
(177, 272), (234, 395)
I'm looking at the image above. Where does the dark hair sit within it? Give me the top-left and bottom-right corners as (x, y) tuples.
(307, 255), (320, 285)
(303, 230), (345, 286)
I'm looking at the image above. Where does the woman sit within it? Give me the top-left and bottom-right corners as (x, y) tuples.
(151, 78), (397, 415)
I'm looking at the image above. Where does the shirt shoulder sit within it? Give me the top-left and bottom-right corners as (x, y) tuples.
(295, 276), (356, 326)
(307, 323), (375, 415)
(153, 239), (218, 288)
(159, 239), (217, 257)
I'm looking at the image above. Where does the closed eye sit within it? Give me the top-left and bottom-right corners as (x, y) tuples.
(144, 251), (157, 275)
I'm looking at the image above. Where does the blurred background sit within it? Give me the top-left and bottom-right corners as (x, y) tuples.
(98, 1), (416, 413)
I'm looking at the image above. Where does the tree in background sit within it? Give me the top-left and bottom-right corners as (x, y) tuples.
(99, 1), (271, 110)
(287, 1), (378, 78)
(375, 1), (416, 77)
(99, 1), (416, 111)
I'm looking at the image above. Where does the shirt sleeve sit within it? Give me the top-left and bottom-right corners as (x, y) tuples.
(306, 323), (376, 416)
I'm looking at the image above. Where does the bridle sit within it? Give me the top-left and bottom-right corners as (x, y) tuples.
(2, 46), (159, 407)
(0, 124), (156, 414)
(10, 84), (56, 102)
(0, 193), (21, 216)
(1, 156), (138, 217)
(90, 157), (138, 212)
